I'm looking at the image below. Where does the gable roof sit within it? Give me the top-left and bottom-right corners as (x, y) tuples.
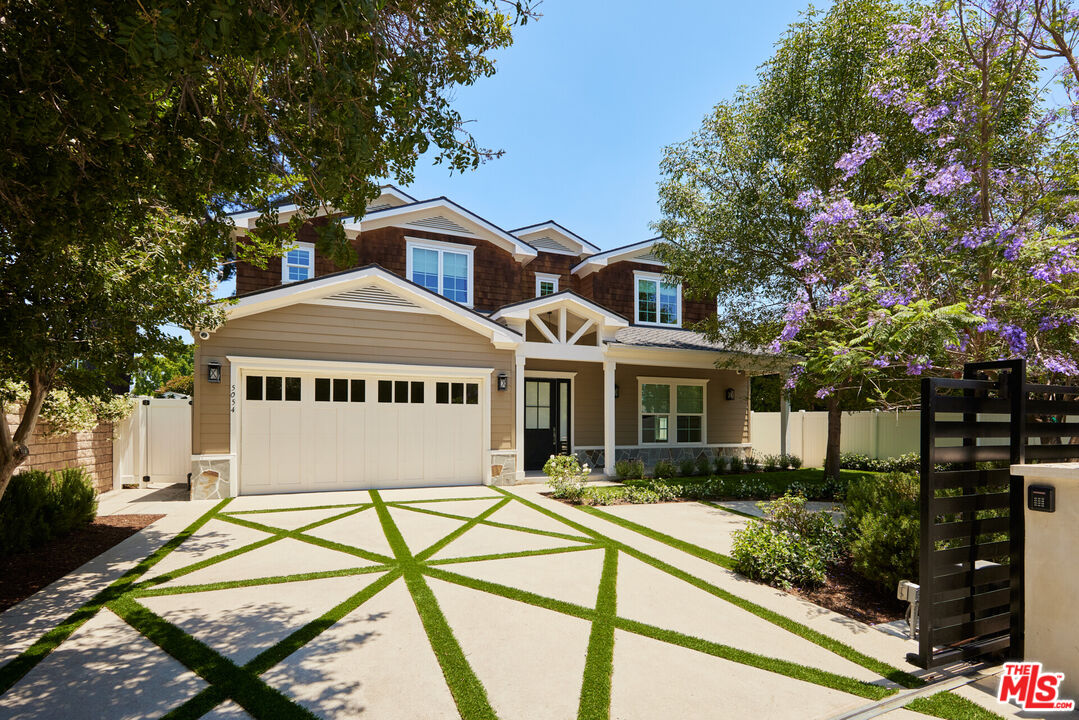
(489, 289), (629, 326)
(510, 221), (601, 256)
(571, 237), (666, 277)
(344, 198), (539, 262)
(227, 185), (417, 231)
(221, 264), (521, 347)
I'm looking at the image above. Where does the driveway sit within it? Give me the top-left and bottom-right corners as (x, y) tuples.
(0, 485), (1021, 720)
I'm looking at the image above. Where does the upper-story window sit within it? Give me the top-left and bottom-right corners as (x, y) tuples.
(535, 273), (559, 297)
(406, 238), (474, 306)
(634, 270), (680, 326)
(282, 242), (315, 283)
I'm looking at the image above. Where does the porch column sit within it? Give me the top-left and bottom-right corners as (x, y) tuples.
(603, 359), (616, 477)
(515, 355), (526, 480)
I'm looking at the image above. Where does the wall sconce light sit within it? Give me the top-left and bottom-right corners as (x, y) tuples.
(614, 384), (620, 399)
(497, 372), (509, 391)
(725, 387), (735, 401)
(207, 361), (222, 384)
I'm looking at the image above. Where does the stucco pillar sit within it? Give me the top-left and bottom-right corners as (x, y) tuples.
(603, 359), (616, 477)
(779, 387), (790, 457)
(515, 355), (526, 481)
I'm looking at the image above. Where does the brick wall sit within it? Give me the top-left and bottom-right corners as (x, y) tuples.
(5, 413), (113, 494)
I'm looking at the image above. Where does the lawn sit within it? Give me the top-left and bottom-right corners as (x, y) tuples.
(587, 469), (880, 505)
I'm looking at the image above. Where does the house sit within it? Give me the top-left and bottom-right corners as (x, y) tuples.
(189, 186), (785, 498)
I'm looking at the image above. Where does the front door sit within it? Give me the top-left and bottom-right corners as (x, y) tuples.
(523, 378), (571, 471)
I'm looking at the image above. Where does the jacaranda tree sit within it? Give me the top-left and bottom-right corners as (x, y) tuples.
(0, 0), (536, 499)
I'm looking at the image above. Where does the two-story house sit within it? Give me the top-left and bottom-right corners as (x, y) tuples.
(189, 186), (783, 498)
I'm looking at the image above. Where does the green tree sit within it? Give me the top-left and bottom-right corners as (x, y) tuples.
(131, 343), (194, 396)
(0, 0), (535, 498)
(655, 0), (932, 479)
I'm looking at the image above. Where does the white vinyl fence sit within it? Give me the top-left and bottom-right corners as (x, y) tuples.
(113, 396), (192, 488)
(750, 410), (920, 468)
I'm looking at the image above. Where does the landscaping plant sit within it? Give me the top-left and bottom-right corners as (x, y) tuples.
(0, 467), (97, 556)
(614, 458), (645, 480)
(543, 454), (591, 502)
(678, 458), (697, 477)
(652, 460), (677, 479)
(844, 471), (919, 590)
(695, 455), (712, 477)
(728, 456), (744, 473)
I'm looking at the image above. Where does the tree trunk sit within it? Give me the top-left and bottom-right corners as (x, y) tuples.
(824, 394), (842, 481)
(0, 369), (53, 502)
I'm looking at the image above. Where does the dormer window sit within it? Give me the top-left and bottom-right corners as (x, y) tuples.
(634, 271), (680, 326)
(406, 238), (474, 306)
(535, 273), (559, 297)
(282, 242), (315, 283)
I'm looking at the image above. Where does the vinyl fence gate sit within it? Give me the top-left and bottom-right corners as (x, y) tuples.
(911, 359), (1079, 669)
(112, 396), (193, 488)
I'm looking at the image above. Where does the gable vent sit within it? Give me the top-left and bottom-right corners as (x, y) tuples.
(529, 235), (576, 253)
(634, 250), (661, 263)
(325, 286), (421, 309)
(366, 201), (394, 212)
(407, 215), (473, 234)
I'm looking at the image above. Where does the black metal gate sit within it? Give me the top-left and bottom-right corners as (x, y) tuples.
(910, 359), (1079, 669)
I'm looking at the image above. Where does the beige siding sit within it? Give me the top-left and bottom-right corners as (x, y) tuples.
(525, 360), (604, 446)
(193, 304), (515, 455)
(614, 364), (749, 446)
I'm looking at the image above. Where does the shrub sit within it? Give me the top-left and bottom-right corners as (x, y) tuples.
(696, 455), (712, 477)
(839, 452), (920, 473)
(714, 455), (730, 474)
(744, 455), (761, 472)
(731, 521), (827, 589)
(0, 467), (98, 556)
(652, 459), (677, 479)
(614, 458), (645, 480)
(765, 493), (844, 564)
(762, 454), (779, 471)
(678, 458), (696, 477)
(786, 454), (803, 469)
(544, 454), (590, 502)
(728, 455), (744, 473)
(844, 471), (919, 590)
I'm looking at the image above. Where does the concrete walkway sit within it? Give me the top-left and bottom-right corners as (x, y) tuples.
(0, 484), (1027, 720)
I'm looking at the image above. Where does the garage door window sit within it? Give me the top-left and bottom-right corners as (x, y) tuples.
(435, 381), (479, 405)
(247, 375), (302, 401)
(315, 377), (362, 402)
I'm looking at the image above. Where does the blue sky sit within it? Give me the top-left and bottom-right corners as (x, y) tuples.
(199, 0), (821, 320)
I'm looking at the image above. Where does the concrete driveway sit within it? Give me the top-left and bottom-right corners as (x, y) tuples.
(0, 484), (1023, 720)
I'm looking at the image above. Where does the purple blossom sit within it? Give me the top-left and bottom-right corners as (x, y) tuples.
(925, 163), (973, 195)
(835, 133), (883, 179)
(784, 365), (806, 390)
(807, 198), (858, 237)
(878, 289), (913, 308)
(1000, 324), (1028, 355)
(1041, 354), (1079, 376)
(815, 386), (836, 399)
(791, 253), (813, 270)
(912, 104), (950, 133)
(794, 189), (821, 210)
(871, 356), (890, 367)
(906, 359), (932, 375)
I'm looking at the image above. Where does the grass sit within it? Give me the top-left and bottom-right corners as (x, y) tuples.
(4, 484), (997, 720)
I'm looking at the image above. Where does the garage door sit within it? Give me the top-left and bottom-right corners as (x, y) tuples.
(239, 370), (485, 494)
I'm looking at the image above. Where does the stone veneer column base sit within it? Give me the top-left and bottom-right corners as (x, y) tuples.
(190, 455), (234, 500)
(488, 451), (519, 486)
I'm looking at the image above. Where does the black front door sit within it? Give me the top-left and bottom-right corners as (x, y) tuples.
(523, 378), (571, 471)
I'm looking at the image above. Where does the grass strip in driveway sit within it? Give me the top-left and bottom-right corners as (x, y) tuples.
(413, 497), (511, 561)
(132, 564), (396, 599)
(223, 502), (371, 515)
(218, 507), (395, 565)
(424, 543), (603, 567)
(0, 498), (230, 695)
(492, 487), (923, 690)
(371, 490), (498, 720)
(698, 498), (760, 519)
(906, 692), (1007, 720)
(109, 594), (319, 720)
(577, 547), (618, 720)
(577, 504), (736, 570)
(392, 500), (595, 543)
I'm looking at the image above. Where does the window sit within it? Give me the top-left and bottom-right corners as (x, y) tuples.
(411, 381), (424, 403)
(640, 379), (706, 444)
(435, 381), (478, 405)
(248, 375), (301, 401)
(378, 380), (393, 403)
(315, 377), (359, 402)
(350, 379), (365, 402)
(634, 271), (680, 326)
(535, 273), (559, 297)
(333, 378), (349, 402)
(406, 239), (474, 306)
(282, 242), (315, 283)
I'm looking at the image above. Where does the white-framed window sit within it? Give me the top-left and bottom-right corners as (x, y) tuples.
(406, 238), (475, 306)
(639, 377), (707, 445)
(634, 270), (681, 326)
(535, 273), (560, 297)
(282, 241), (315, 283)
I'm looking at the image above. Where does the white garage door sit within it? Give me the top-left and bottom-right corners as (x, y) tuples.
(239, 370), (486, 494)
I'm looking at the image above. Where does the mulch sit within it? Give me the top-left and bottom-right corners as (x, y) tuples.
(0, 514), (164, 613)
(787, 558), (906, 625)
